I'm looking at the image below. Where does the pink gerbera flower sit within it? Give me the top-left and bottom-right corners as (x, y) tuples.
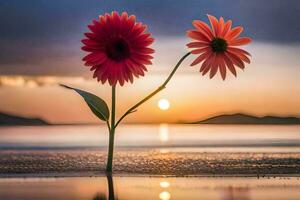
(187, 15), (252, 80)
(82, 11), (154, 86)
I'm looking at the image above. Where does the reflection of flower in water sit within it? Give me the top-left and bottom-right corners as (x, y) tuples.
(92, 175), (118, 200)
(222, 187), (250, 200)
(92, 193), (118, 200)
(93, 193), (107, 200)
(159, 191), (171, 200)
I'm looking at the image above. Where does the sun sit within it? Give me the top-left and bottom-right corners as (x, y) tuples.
(158, 99), (170, 110)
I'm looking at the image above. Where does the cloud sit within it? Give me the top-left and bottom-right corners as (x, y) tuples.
(0, 76), (38, 88)
(0, 39), (85, 75)
(0, 37), (300, 78)
(0, 0), (300, 76)
(0, 76), (87, 88)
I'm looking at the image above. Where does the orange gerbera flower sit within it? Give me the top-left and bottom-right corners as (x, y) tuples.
(187, 15), (252, 80)
(82, 11), (154, 86)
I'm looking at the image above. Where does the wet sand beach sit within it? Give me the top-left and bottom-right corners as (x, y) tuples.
(0, 149), (299, 176)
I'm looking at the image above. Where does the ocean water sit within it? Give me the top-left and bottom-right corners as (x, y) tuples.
(0, 124), (300, 150)
(0, 177), (300, 200)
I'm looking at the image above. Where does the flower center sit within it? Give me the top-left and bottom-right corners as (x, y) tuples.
(105, 38), (131, 61)
(211, 38), (228, 53)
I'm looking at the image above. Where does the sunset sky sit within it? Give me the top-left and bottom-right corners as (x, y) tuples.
(0, 0), (300, 124)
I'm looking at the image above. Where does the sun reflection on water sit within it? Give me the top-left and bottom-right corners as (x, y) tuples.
(159, 124), (169, 142)
(159, 191), (171, 200)
(159, 181), (171, 199)
(160, 181), (170, 188)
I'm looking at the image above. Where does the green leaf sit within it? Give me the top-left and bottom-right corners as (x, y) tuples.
(60, 84), (110, 121)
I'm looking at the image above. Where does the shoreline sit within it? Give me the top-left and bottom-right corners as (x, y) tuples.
(1, 173), (300, 179)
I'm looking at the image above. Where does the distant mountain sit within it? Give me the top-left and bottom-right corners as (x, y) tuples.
(0, 112), (49, 126)
(191, 113), (300, 124)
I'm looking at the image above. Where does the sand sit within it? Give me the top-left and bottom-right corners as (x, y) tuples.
(0, 149), (299, 177)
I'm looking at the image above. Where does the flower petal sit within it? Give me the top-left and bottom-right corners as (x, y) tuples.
(191, 50), (212, 66)
(83, 52), (106, 62)
(207, 14), (219, 37)
(200, 53), (214, 72)
(192, 20), (214, 40)
(187, 41), (209, 48)
(229, 37), (252, 46)
(132, 47), (155, 54)
(218, 56), (227, 80)
(81, 39), (104, 47)
(227, 47), (251, 56)
(217, 17), (225, 37)
(187, 30), (210, 42)
(227, 49), (251, 64)
(225, 52), (245, 69)
(226, 26), (243, 40)
(202, 53), (216, 75)
(209, 54), (219, 78)
(221, 20), (232, 38)
(191, 47), (211, 55)
(202, 64), (211, 75)
(223, 53), (237, 77)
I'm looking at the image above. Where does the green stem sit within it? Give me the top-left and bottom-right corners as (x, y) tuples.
(106, 85), (116, 173)
(115, 52), (191, 128)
